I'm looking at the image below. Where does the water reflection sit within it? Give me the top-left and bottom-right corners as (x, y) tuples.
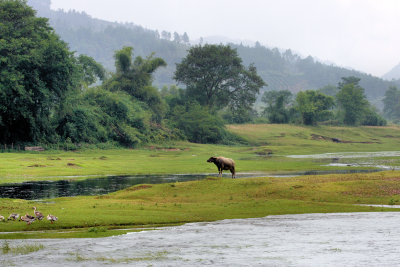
(0, 174), (207, 200)
(0, 169), (383, 200)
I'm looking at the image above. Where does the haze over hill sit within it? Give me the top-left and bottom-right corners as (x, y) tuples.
(28, 0), (398, 108)
(383, 63), (400, 80)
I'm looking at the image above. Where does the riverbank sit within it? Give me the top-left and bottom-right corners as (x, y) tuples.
(1, 171), (400, 238)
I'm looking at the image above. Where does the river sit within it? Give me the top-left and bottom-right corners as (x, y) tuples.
(2, 212), (400, 266)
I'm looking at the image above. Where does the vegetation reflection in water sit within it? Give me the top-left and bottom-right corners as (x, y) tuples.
(0, 169), (382, 200)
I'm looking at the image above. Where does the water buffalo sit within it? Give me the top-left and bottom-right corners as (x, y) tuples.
(207, 156), (236, 178)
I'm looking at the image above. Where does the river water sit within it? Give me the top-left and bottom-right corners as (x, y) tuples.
(0, 170), (382, 200)
(2, 212), (400, 266)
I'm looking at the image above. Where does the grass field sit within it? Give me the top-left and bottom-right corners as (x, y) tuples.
(1, 124), (400, 184)
(1, 124), (400, 238)
(1, 171), (400, 238)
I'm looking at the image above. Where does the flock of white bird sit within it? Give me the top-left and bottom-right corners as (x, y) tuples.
(0, 206), (58, 225)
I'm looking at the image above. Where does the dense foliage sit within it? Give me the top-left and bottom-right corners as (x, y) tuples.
(261, 90), (293, 123)
(174, 44), (265, 111)
(0, 0), (79, 144)
(260, 77), (386, 126)
(0, 1), (390, 150)
(383, 86), (400, 123)
(295, 90), (335, 125)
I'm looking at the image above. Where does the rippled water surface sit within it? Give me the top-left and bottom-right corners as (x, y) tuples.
(287, 151), (400, 159)
(2, 212), (400, 266)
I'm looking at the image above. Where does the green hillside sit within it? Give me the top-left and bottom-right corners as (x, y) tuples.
(28, 0), (397, 106)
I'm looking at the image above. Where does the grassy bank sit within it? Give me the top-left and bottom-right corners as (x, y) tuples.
(1, 171), (400, 238)
(1, 124), (400, 184)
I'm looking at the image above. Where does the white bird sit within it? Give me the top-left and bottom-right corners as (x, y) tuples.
(47, 214), (58, 224)
(33, 207), (44, 220)
(0, 215), (4, 221)
(8, 213), (20, 220)
(20, 214), (35, 225)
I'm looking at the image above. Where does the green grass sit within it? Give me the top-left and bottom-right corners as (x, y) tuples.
(1, 240), (44, 254)
(1, 124), (400, 184)
(1, 124), (400, 238)
(1, 171), (400, 238)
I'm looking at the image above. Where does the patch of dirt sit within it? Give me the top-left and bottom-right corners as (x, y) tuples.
(126, 185), (152, 191)
(274, 133), (286, 138)
(147, 146), (185, 152)
(24, 146), (45, 151)
(99, 156), (108, 160)
(311, 134), (380, 144)
(311, 134), (341, 142)
(47, 157), (61, 160)
(67, 163), (80, 168)
(27, 164), (46, 168)
(379, 185), (400, 195)
(255, 149), (273, 157)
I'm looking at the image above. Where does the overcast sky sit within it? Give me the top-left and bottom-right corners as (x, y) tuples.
(50, 0), (400, 77)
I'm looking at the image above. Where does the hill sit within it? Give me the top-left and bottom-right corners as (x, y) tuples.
(28, 0), (397, 107)
(383, 62), (400, 81)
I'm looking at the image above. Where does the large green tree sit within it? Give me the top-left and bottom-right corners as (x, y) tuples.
(295, 90), (334, 125)
(0, 0), (79, 143)
(383, 86), (400, 121)
(103, 46), (167, 122)
(262, 90), (293, 123)
(174, 44), (265, 111)
(336, 77), (369, 125)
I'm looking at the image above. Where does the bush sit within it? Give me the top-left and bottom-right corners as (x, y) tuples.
(168, 103), (242, 144)
(361, 107), (387, 126)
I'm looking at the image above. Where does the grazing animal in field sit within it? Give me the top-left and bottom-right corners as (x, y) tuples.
(33, 207), (44, 220)
(0, 215), (4, 221)
(20, 214), (35, 225)
(207, 156), (236, 178)
(47, 214), (58, 224)
(8, 213), (20, 221)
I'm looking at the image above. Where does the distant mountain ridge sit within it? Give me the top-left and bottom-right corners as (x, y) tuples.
(28, 0), (398, 108)
(383, 63), (400, 81)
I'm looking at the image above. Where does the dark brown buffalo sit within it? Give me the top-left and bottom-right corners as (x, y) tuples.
(207, 156), (236, 178)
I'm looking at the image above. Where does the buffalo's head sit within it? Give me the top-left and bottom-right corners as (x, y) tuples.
(207, 156), (217, 163)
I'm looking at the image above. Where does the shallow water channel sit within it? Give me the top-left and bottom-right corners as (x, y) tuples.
(2, 150), (399, 200)
(2, 212), (400, 266)
(0, 169), (382, 200)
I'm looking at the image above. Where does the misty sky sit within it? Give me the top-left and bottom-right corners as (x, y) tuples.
(50, 0), (400, 77)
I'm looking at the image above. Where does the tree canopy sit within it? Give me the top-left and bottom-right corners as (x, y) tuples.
(262, 90), (293, 123)
(0, 0), (79, 143)
(103, 46), (167, 122)
(174, 44), (265, 111)
(383, 86), (400, 122)
(295, 90), (335, 125)
(336, 77), (369, 125)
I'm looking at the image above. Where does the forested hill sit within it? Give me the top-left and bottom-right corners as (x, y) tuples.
(29, 0), (396, 106)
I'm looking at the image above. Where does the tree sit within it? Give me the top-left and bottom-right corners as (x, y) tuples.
(0, 0), (79, 143)
(295, 90), (335, 125)
(103, 46), (167, 122)
(383, 86), (400, 121)
(173, 32), (181, 43)
(336, 77), (369, 125)
(168, 102), (240, 144)
(262, 90), (293, 123)
(161, 30), (171, 40)
(77, 54), (106, 88)
(182, 32), (189, 44)
(174, 44), (266, 112)
(317, 85), (338, 97)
